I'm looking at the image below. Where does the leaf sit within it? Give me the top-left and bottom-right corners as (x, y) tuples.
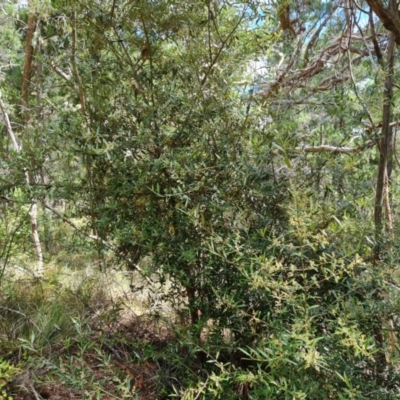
(284, 156), (291, 168)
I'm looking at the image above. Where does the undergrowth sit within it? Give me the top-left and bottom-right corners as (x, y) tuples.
(0, 269), (149, 399)
(1, 248), (400, 400)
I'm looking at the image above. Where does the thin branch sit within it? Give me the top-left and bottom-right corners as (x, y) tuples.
(50, 62), (76, 89)
(258, 37), (362, 97)
(369, 7), (383, 64)
(138, 10), (155, 106)
(0, 92), (21, 151)
(303, 3), (339, 66)
(0, 207), (29, 281)
(70, 12), (87, 115)
(296, 140), (375, 154)
(110, 26), (146, 100)
(393, 126), (400, 169)
(353, 0), (369, 14)
(270, 99), (335, 106)
(206, 1), (213, 64)
(384, 166), (393, 232)
(201, 7), (248, 86)
(347, 49), (375, 125)
(362, 119), (400, 130)
(109, 0), (116, 21)
(352, 7), (376, 67)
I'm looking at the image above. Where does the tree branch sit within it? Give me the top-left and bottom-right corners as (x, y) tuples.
(365, 0), (400, 45)
(303, 3), (339, 66)
(296, 141), (375, 154)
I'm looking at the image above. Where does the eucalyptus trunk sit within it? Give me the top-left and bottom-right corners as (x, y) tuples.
(372, 0), (397, 376)
(20, 6), (44, 277)
(374, 30), (395, 254)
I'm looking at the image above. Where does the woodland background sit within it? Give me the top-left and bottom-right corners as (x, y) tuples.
(1, 0), (400, 398)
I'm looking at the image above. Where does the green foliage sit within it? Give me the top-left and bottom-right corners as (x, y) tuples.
(0, 358), (19, 400)
(146, 226), (400, 399)
(2, 0), (400, 397)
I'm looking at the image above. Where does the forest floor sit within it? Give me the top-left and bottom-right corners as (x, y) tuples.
(10, 314), (172, 400)
(1, 264), (181, 400)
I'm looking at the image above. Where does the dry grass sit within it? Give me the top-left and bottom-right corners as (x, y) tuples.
(0, 260), (179, 400)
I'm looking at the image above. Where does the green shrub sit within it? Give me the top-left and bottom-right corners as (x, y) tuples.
(0, 358), (19, 400)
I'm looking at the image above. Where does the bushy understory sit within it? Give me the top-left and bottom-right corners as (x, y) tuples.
(2, 219), (400, 399)
(2, 0), (400, 398)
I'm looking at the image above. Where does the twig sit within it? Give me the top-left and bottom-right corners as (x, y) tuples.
(347, 49), (375, 126)
(50, 62), (76, 89)
(352, 8), (376, 68)
(194, 373), (210, 400)
(303, 3), (339, 66)
(201, 6), (248, 86)
(70, 12), (87, 115)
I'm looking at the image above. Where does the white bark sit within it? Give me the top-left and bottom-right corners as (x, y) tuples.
(0, 91), (43, 277)
(29, 203), (43, 276)
(0, 95), (21, 152)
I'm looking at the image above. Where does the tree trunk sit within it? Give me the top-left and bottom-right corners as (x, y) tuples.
(29, 203), (43, 276)
(21, 6), (44, 277)
(21, 10), (36, 123)
(365, 0), (400, 45)
(374, 29), (395, 254)
(372, 0), (397, 377)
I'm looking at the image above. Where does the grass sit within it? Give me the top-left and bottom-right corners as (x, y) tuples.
(0, 260), (174, 400)
(3, 249), (399, 399)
